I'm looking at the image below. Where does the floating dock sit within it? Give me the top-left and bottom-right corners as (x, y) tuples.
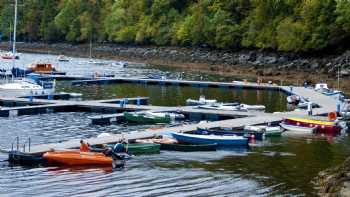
(0, 78), (341, 156)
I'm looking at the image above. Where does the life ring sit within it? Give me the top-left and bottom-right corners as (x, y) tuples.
(328, 112), (337, 121)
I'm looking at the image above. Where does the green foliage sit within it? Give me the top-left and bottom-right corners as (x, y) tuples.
(1, 0), (350, 52)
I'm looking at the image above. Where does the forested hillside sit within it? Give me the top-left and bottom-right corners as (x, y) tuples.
(1, 0), (350, 52)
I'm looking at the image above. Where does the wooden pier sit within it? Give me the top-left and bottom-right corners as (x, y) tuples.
(0, 78), (341, 155)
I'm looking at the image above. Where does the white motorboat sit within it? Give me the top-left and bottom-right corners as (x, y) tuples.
(111, 61), (128, 67)
(0, 79), (54, 97)
(146, 111), (185, 119)
(198, 103), (245, 111)
(315, 83), (329, 93)
(186, 95), (217, 106)
(239, 104), (265, 111)
(57, 55), (70, 62)
(279, 122), (316, 133)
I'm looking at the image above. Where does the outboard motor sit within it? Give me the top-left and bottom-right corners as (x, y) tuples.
(111, 152), (126, 168)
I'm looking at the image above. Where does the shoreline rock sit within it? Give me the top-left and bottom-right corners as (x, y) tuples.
(1, 42), (350, 76)
(315, 157), (350, 197)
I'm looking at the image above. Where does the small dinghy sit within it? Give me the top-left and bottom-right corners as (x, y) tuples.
(186, 95), (217, 106)
(244, 125), (283, 137)
(146, 111), (185, 120)
(171, 132), (248, 146)
(239, 104), (265, 111)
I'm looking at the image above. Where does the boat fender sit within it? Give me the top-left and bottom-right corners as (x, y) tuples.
(328, 112), (337, 121)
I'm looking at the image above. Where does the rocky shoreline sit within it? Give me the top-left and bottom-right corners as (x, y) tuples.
(315, 157), (350, 196)
(1, 42), (350, 92)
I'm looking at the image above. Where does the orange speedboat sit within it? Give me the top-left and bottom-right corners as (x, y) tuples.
(43, 151), (112, 166)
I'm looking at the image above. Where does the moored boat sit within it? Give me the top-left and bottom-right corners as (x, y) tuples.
(239, 104), (265, 111)
(281, 118), (342, 135)
(124, 112), (171, 124)
(186, 95), (217, 106)
(244, 125), (283, 137)
(171, 132), (248, 146)
(279, 122), (316, 133)
(152, 138), (217, 152)
(57, 55), (70, 62)
(196, 127), (265, 141)
(146, 111), (185, 120)
(28, 62), (66, 75)
(92, 143), (161, 155)
(1, 51), (19, 60)
(43, 151), (112, 166)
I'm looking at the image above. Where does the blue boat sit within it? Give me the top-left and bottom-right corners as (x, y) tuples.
(171, 132), (248, 146)
(196, 127), (265, 141)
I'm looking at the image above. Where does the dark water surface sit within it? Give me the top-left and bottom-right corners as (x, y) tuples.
(0, 53), (349, 196)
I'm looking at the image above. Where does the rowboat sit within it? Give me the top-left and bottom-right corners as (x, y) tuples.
(196, 127), (265, 141)
(43, 151), (112, 166)
(244, 125), (283, 137)
(281, 118), (342, 135)
(171, 132), (248, 146)
(152, 138), (217, 152)
(91, 143), (161, 155)
(124, 112), (171, 124)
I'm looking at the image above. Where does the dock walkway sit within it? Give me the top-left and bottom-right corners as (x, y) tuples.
(1, 78), (340, 154)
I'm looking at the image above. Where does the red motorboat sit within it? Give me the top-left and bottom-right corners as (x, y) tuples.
(282, 118), (342, 135)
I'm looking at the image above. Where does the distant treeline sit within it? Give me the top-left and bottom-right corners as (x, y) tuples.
(1, 0), (350, 52)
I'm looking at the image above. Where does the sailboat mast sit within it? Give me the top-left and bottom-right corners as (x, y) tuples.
(12, 0), (18, 69)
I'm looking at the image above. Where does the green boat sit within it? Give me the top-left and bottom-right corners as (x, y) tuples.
(91, 143), (161, 155)
(124, 112), (171, 124)
(126, 143), (161, 155)
(158, 143), (217, 152)
(264, 127), (283, 137)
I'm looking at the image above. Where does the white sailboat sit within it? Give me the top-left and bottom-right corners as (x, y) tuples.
(0, 0), (55, 97)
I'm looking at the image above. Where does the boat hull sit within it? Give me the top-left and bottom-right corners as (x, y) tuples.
(283, 118), (341, 135)
(156, 141), (217, 152)
(124, 112), (171, 124)
(171, 132), (248, 146)
(196, 128), (265, 141)
(43, 151), (112, 166)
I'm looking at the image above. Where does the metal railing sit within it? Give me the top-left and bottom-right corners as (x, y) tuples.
(11, 136), (31, 152)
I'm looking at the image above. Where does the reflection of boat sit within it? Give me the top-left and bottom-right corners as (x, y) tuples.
(171, 132), (248, 146)
(281, 118), (341, 135)
(124, 112), (171, 124)
(43, 151), (112, 166)
(28, 62), (66, 75)
(186, 95), (217, 106)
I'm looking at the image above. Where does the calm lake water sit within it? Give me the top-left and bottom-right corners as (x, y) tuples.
(0, 53), (349, 196)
